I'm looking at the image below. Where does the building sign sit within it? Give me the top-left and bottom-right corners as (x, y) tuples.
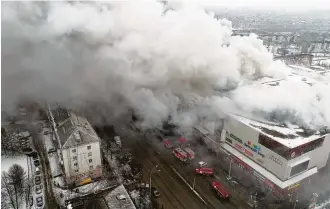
(229, 133), (243, 144)
(225, 137), (232, 144)
(244, 141), (265, 158)
(235, 143), (254, 158)
(269, 155), (283, 165)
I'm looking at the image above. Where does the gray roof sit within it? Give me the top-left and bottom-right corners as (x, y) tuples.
(104, 184), (136, 209)
(53, 109), (100, 149)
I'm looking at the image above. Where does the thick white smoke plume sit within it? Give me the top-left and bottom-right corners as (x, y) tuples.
(2, 1), (329, 131)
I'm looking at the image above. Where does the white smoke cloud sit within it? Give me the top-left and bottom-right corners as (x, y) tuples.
(2, 1), (329, 130)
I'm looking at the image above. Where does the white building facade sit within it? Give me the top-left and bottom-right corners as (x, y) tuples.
(62, 140), (103, 185)
(49, 108), (103, 186)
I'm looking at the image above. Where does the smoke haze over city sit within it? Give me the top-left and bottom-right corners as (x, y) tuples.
(2, 0), (330, 131)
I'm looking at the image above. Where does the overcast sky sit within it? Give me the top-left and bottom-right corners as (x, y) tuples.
(174, 0), (330, 11)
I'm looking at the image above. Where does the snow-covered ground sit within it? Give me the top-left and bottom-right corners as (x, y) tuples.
(316, 198), (330, 209)
(1, 155), (29, 173)
(101, 141), (124, 184)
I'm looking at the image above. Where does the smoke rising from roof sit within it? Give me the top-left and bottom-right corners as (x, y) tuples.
(2, 1), (329, 131)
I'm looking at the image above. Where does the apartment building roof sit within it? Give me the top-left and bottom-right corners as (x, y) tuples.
(52, 108), (100, 149)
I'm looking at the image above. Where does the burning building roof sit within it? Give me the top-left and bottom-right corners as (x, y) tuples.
(230, 113), (329, 149)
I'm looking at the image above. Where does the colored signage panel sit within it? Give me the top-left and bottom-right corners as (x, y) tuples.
(244, 141), (265, 158)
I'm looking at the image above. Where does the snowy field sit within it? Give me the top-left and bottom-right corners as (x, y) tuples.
(1, 155), (29, 173)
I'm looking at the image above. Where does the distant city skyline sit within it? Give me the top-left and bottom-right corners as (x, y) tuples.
(168, 0), (330, 11)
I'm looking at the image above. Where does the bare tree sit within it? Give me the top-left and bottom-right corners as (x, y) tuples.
(1, 164), (27, 209)
(8, 164), (26, 209)
(1, 172), (17, 209)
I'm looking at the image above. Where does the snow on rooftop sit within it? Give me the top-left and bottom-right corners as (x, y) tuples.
(105, 184), (136, 209)
(44, 128), (63, 178)
(230, 114), (329, 148)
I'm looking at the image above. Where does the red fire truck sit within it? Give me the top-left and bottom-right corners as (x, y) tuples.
(183, 148), (195, 160)
(173, 148), (188, 162)
(212, 181), (231, 200)
(163, 139), (173, 148)
(195, 167), (214, 176)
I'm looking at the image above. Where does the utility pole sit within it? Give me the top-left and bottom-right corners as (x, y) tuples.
(227, 155), (232, 180)
(193, 177), (196, 190)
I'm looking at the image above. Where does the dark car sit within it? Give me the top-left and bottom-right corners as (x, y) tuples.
(33, 154), (39, 161)
(36, 196), (43, 207)
(35, 176), (41, 185)
(34, 160), (40, 167)
(35, 185), (43, 194)
(151, 187), (160, 198)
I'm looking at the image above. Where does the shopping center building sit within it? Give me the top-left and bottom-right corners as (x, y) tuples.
(195, 67), (330, 199)
(221, 113), (330, 197)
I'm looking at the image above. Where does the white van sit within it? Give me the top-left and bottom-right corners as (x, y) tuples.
(114, 136), (122, 148)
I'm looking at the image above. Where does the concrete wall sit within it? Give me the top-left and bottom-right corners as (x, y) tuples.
(287, 134), (330, 177)
(62, 141), (103, 185)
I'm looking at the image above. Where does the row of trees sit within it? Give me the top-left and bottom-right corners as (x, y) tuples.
(1, 164), (28, 209)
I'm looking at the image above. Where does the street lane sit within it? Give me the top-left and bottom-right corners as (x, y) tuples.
(131, 139), (208, 209)
(114, 125), (247, 209)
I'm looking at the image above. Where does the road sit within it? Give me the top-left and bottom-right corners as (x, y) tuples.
(32, 122), (59, 209)
(132, 140), (208, 209)
(118, 126), (239, 209)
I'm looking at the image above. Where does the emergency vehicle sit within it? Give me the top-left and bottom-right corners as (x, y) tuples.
(212, 181), (231, 200)
(195, 167), (214, 176)
(163, 139), (173, 148)
(183, 148), (195, 160)
(173, 148), (188, 162)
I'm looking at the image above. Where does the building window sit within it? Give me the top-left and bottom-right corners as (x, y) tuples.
(258, 134), (290, 159)
(87, 145), (91, 150)
(73, 156), (77, 160)
(88, 152), (92, 157)
(74, 162), (78, 166)
(75, 169), (79, 173)
(89, 159), (93, 163)
(290, 160), (309, 177)
(72, 149), (76, 153)
(89, 165), (93, 170)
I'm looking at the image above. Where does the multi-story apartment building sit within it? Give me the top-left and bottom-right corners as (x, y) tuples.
(49, 108), (103, 187)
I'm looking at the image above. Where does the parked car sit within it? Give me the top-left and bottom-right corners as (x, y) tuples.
(34, 160), (40, 167)
(29, 196), (33, 207)
(36, 196), (43, 208)
(195, 167), (214, 176)
(114, 136), (122, 148)
(35, 176), (41, 185)
(35, 167), (41, 175)
(33, 154), (39, 161)
(198, 161), (208, 167)
(35, 185), (43, 195)
(48, 148), (56, 153)
(151, 187), (160, 197)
